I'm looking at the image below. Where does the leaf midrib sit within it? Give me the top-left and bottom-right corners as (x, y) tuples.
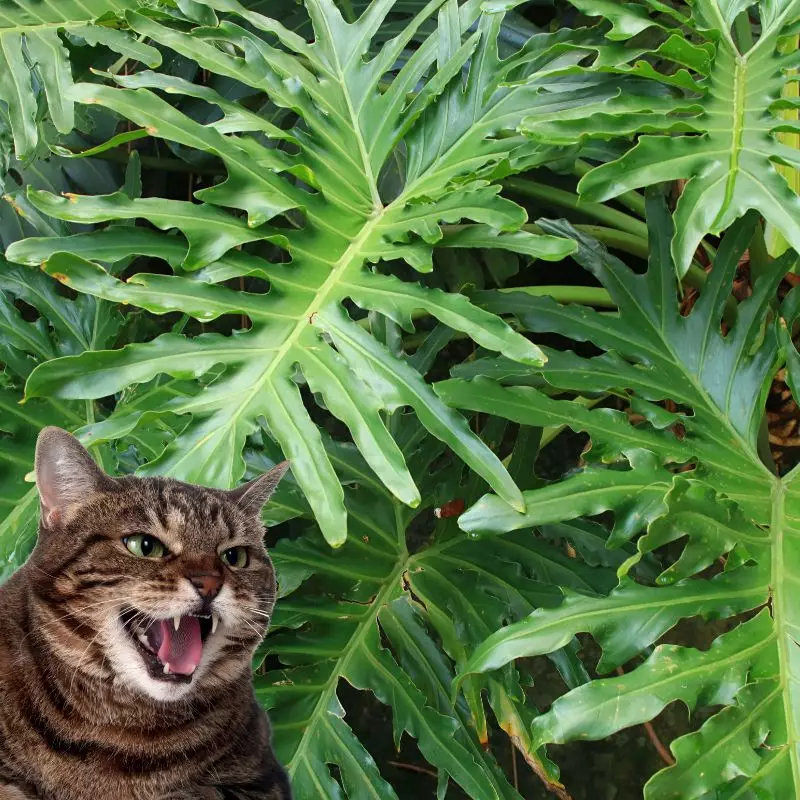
(186, 213), (385, 472)
(770, 480), (800, 790)
(312, 4), (383, 209)
(717, 58), (746, 225)
(285, 553), (407, 779)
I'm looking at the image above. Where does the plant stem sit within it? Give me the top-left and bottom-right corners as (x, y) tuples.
(573, 159), (647, 218)
(504, 177), (649, 240)
(572, 225), (649, 259)
(83, 399), (110, 472)
(497, 285), (615, 308)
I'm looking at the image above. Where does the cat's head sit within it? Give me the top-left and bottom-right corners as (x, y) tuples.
(29, 427), (289, 703)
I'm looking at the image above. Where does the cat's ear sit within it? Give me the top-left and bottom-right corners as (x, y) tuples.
(227, 461), (290, 516)
(35, 427), (113, 529)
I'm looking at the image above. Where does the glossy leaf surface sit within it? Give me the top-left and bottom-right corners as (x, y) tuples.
(258, 431), (610, 799)
(520, 0), (800, 274)
(0, 0), (159, 161)
(2, 0), (621, 544)
(447, 194), (800, 798)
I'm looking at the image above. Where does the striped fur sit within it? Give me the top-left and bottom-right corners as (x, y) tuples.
(0, 429), (290, 799)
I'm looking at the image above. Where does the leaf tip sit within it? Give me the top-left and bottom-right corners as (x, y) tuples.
(325, 532), (348, 549)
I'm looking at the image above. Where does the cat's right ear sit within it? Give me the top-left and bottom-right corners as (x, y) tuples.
(226, 461), (290, 517)
(35, 427), (113, 529)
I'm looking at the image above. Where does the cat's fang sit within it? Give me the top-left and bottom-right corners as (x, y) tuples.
(163, 663), (171, 675)
(211, 615), (218, 635)
(173, 615), (181, 632)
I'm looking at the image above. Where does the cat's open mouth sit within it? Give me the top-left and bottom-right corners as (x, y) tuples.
(120, 610), (217, 684)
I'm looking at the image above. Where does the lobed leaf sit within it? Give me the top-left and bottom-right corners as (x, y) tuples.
(0, 0), (159, 161)
(520, 0), (800, 274)
(5, 0), (621, 542)
(452, 191), (800, 797)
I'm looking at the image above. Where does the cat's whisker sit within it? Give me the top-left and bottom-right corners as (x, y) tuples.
(243, 608), (272, 618)
(241, 619), (264, 639)
(29, 564), (58, 580)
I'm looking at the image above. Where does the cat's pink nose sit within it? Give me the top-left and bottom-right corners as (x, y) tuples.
(189, 573), (222, 599)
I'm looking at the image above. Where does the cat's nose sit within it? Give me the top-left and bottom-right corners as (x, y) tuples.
(188, 573), (223, 600)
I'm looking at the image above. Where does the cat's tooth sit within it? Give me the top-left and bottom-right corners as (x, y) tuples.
(211, 615), (219, 635)
(163, 663), (171, 675)
(188, 664), (197, 675)
(137, 633), (149, 647)
(173, 615), (181, 632)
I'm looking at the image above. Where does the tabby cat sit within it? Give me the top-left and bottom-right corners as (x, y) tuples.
(0, 427), (292, 800)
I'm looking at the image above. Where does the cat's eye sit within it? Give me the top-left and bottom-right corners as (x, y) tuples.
(222, 547), (249, 569)
(123, 534), (167, 559)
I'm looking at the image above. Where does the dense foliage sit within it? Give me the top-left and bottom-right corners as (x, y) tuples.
(1, 0), (799, 797)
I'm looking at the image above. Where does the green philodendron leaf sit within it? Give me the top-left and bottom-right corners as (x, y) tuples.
(27, 192), (276, 269)
(447, 192), (800, 798)
(0, 0), (160, 162)
(0, 387), (81, 580)
(568, 0), (690, 40)
(458, 566), (767, 679)
(643, 678), (785, 798)
(457, 449), (672, 538)
(637, 478), (770, 584)
(255, 432), (603, 799)
(519, 0), (800, 275)
(0, 244), (120, 580)
(2, 0), (628, 545)
(445, 206), (786, 517)
(529, 609), (776, 748)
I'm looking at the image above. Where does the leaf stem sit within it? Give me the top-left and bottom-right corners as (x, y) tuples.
(441, 223), (649, 259)
(82, 399), (110, 472)
(573, 159), (646, 218)
(83, 148), (219, 174)
(503, 177), (649, 240)
(571, 226), (648, 259)
(497, 285), (615, 308)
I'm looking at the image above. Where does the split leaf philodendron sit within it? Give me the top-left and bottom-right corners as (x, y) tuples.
(1, 0), (800, 797)
(519, 0), (800, 276)
(3, 0), (612, 546)
(442, 195), (800, 797)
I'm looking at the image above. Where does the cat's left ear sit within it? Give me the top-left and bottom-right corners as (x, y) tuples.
(35, 427), (114, 529)
(227, 461), (290, 516)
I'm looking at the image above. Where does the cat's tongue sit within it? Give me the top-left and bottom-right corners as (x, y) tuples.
(156, 617), (202, 675)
